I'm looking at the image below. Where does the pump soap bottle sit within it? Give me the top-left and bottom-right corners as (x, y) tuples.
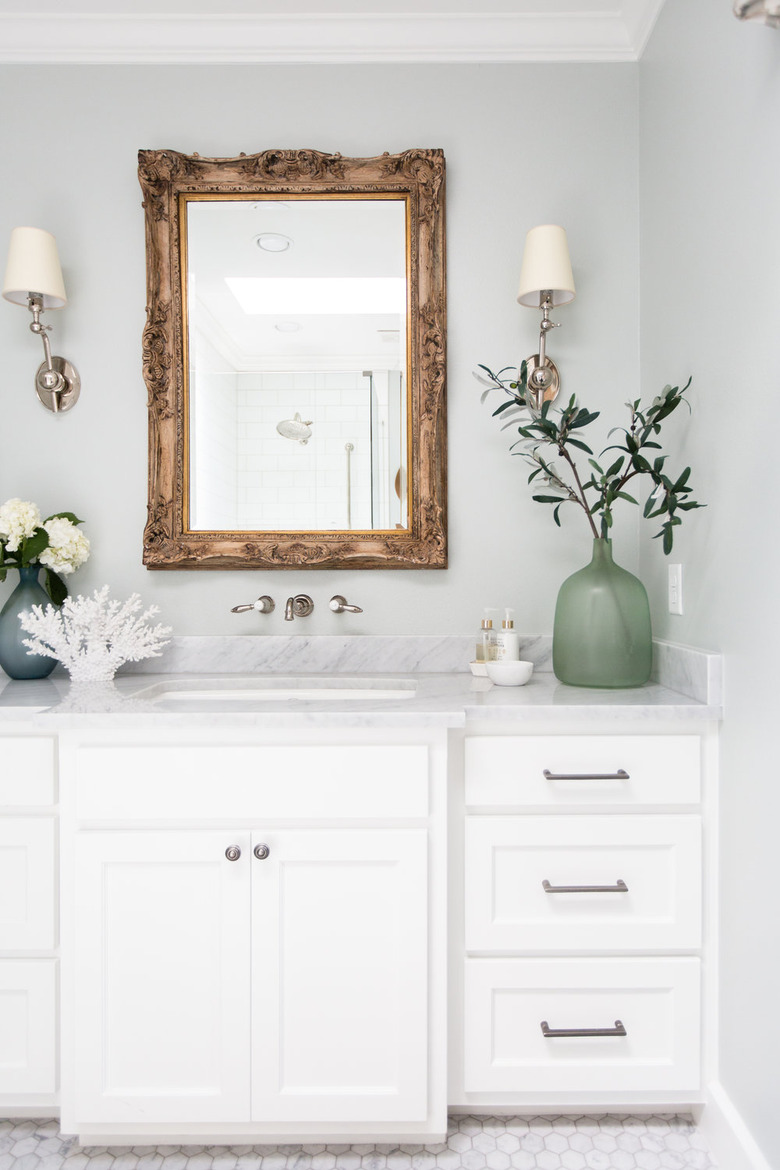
(476, 610), (499, 663)
(495, 608), (521, 661)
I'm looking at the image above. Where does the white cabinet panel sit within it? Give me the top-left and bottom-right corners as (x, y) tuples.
(465, 815), (701, 953)
(74, 744), (429, 822)
(0, 818), (56, 951)
(0, 959), (56, 1094)
(72, 831), (251, 1124)
(0, 739), (55, 807)
(464, 958), (701, 1094)
(251, 830), (428, 1123)
(465, 736), (700, 809)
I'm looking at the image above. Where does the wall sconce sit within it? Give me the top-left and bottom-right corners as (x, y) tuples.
(517, 224), (575, 408)
(734, 0), (780, 26)
(2, 227), (81, 413)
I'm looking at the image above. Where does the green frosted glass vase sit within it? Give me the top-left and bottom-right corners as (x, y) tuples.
(552, 538), (652, 688)
(0, 565), (56, 681)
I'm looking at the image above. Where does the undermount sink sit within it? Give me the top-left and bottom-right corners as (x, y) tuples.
(135, 676), (417, 704)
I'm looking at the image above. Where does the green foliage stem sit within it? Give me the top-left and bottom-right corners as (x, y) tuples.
(476, 364), (704, 554)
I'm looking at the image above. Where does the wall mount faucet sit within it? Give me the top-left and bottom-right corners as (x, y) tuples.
(230, 595), (275, 615)
(285, 594), (314, 621)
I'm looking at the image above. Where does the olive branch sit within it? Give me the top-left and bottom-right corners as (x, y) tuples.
(476, 363), (704, 553)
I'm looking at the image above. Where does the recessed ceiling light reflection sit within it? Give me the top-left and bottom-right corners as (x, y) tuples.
(275, 321), (301, 333)
(255, 233), (293, 253)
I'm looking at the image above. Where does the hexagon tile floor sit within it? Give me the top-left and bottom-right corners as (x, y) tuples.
(0, 1117), (717, 1170)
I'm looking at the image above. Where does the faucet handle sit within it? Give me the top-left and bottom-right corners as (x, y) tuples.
(329, 595), (363, 614)
(231, 595), (275, 615)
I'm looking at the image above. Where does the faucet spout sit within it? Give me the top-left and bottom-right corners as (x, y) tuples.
(285, 594), (314, 621)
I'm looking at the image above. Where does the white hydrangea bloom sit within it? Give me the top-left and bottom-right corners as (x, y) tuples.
(0, 498), (41, 552)
(38, 517), (90, 575)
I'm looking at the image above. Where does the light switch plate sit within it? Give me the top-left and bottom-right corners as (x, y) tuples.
(668, 563), (683, 615)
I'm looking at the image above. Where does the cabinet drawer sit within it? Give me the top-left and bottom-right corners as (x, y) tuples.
(0, 738), (55, 807)
(464, 957), (700, 1094)
(73, 743), (429, 822)
(465, 735), (700, 809)
(465, 815), (701, 953)
(0, 818), (56, 951)
(0, 959), (56, 1094)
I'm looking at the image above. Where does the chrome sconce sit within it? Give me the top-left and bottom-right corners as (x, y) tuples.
(2, 227), (81, 413)
(517, 224), (575, 408)
(734, 0), (780, 27)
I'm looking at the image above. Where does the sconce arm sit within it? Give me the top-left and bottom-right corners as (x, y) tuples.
(25, 293), (80, 414)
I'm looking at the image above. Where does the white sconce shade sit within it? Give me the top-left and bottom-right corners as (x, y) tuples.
(2, 226), (67, 309)
(517, 224), (575, 308)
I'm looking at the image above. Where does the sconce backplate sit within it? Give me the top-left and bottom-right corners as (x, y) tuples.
(35, 357), (81, 413)
(525, 354), (561, 406)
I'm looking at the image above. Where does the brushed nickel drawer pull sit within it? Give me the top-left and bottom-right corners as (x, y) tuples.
(542, 879), (629, 894)
(541, 1019), (627, 1038)
(543, 768), (629, 781)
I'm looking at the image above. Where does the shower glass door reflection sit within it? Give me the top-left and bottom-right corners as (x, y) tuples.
(189, 365), (406, 532)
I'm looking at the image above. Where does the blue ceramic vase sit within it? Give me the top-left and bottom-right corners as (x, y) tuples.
(0, 565), (56, 680)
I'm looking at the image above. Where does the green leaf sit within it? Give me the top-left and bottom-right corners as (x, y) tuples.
(44, 569), (68, 606)
(566, 438), (594, 454)
(492, 400), (518, 416)
(0, 568), (5, 584)
(615, 491), (639, 504)
(533, 494), (567, 504)
(553, 505), (562, 528)
(21, 527), (50, 565)
(605, 457), (625, 479)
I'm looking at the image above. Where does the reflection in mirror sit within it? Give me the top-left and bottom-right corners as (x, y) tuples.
(139, 148), (446, 570)
(186, 197), (408, 532)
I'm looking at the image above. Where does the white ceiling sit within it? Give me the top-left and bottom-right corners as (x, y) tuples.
(0, 1), (667, 62)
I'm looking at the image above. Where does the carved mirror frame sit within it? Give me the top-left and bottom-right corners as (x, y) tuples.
(138, 147), (447, 570)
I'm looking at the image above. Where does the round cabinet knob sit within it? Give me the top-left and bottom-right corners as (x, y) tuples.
(225, 845), (242, 861)
(254, 843), (270, 860)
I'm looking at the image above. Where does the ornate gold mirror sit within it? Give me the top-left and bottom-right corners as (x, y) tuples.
(139, 148), (446, 569)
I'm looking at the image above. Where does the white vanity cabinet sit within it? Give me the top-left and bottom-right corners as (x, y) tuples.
(59, 731), (447, 1145)
(0, 734), (58, 1107)
(456, 732), (708, 1108)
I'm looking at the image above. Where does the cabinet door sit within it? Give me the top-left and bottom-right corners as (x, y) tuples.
(251, 829), (428, 1123)
(72, 831), (251, 1124)
(0, 818), (55, 951)
(0, 959), (56, 1094)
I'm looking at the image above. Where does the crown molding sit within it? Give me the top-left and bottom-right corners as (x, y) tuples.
(0, 8), (663, 65)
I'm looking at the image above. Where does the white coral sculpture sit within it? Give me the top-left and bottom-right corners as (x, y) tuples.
(19, 586), (172, 682)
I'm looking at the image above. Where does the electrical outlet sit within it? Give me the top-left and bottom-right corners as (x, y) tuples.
(668, 563), (683, 615)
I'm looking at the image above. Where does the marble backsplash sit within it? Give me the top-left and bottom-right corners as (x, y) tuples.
(125, 634), (722, 706)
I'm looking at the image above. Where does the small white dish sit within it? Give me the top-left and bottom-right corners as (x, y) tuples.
(469, 660), (489, 677)
(486, 660), (534, 687)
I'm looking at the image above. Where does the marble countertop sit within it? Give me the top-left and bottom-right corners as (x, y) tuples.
(0, 669), (722, 729)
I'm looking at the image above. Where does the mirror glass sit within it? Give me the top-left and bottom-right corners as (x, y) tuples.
(139, 148), (446, 570)
(186, 195), (408, 533)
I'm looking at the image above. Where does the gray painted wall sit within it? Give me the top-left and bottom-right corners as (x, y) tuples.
(0, 62), (638, 635)
(640, 3), (780, 1164)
